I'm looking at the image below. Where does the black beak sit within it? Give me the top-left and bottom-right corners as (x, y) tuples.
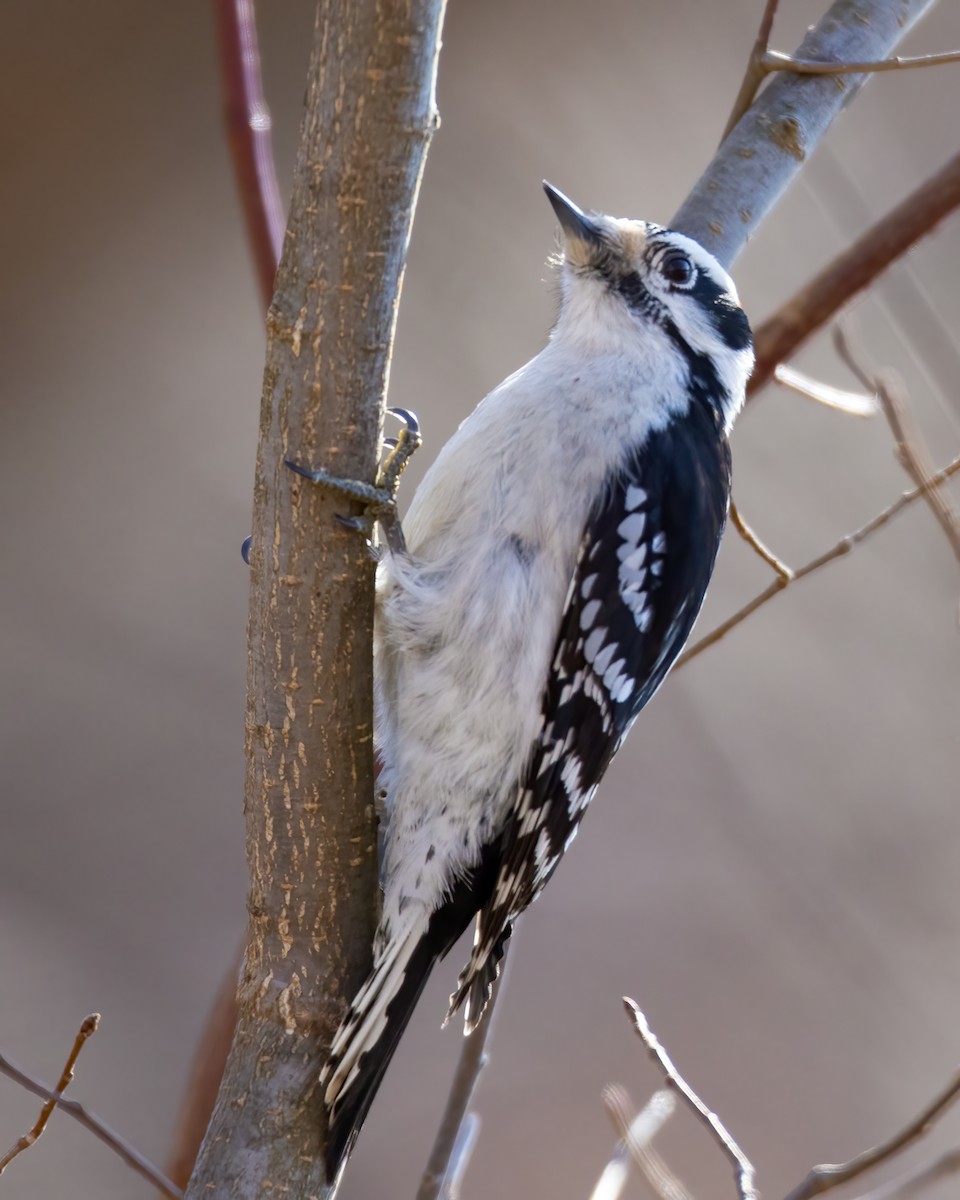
(543, 181), (603, 247)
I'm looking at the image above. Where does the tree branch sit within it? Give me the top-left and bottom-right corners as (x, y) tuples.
(677, 450), (960, 668)
(782, 1069), (960, 1200)
(772, 363), (878, 417)
(214, 0), (285, 308)
(623, 998), (758, 1200)
(672, 0), (939, 267)
(749, 150), (960, 397)
(182, 0), (447, 1194)
(730, 500), (793, 580)
(417, 981), (500, 1200)
(721, 0), (781, 143)
(0, 1014), (99, 1175)
(591, 1086), (684, 1200)
(835, 325), (960, 564)
(763, 47), (960, 75)
(850, 1147), (960, 1200)
(0, 1043), (182, 1199)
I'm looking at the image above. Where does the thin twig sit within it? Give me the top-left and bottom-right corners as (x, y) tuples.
(0, 1014), (100, 1174)
(835, 326), (960, 564)
(596, 1085), (687, 1200)
(677, 451), (960, 667)
(773, 363), (878, 418)
(214, 0), (285, 308)
(849, 1146), (960, 1200)
(417, 976), (502, 1200)
(763, 47), (960, 75)
(730, 500), (794, 580)
(721, 0), (781, 141)
(0, 1049), (182, 1199)
(623, 998), (758, 1200)
(782, 1070), (960, 1200)
(749, 151), (960, 398)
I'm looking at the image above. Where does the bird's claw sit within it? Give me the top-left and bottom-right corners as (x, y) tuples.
(282, 407), (422, 556)
(378, 408), (422, 498)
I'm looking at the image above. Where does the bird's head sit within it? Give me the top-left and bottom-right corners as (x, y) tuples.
(544, 182), (753, 432)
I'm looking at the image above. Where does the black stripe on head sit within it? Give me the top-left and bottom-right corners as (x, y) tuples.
(660, 315), (730, 430)
(688, 269), (752, 352)
(610, 269), (731, 426)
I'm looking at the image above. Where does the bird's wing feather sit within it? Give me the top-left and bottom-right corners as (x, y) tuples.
(449, 409), (731, 1026)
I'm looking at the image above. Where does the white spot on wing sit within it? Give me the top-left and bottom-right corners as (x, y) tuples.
(583, 627), (607, 664)
(580, 599), (602, 631)
(592, 641), (617, 676)
(625, 485), (647, 510)
(618, 512), (646, 544)
(618, 542), (647, 569)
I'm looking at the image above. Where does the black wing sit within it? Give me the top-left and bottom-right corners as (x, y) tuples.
(449, 408), (731, 1027)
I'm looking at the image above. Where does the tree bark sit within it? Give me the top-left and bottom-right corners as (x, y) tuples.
(183, 1), (446, 1194)
(672, 0), (938, 266)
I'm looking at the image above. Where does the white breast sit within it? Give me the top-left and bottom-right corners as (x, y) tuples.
(374, 332), (688, 896)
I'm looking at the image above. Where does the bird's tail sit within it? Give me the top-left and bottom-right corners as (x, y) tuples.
(322, 837), (505, 1182)
(445, 921), (513, 1035)
(322, 918), (438, 1182)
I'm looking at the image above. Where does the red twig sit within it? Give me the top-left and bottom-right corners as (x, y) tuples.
(749, 151), (960, 398)
(166, 950), (242, 1190)
(214, 0), (285, 307)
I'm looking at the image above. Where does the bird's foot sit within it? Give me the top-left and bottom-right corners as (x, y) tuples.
(277, 407), (421, 555)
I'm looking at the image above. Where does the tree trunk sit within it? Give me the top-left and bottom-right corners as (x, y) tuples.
(183, 1), (447, 1194)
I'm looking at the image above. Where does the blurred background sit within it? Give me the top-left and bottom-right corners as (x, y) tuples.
(2, 2), (959, 1197)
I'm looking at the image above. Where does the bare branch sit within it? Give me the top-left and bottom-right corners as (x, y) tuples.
(749, 150), (960, 397)
(166, 949), (241, 1190)
(0, 1044), (182, 1199)
(623, 998), (758, 1200)
(773, 363), (878, 418)
(730, 500), (794, 581)
(763, 47), (960, 76)
(850, 1147), (960, 1200)
(835, 326), (960, 564)
(673, 0), (939, 266)
(214, 0), (285, 308)
(677, 450), (960, 667)
(417, 978), (502, 1200)
(0, 1014), (100, 1175)
(594, 1086), (687, 1200)
(782, 1070), (960, 1200)
(721, 0), (781, 142)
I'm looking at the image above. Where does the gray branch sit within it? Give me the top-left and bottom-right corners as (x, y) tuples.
(672, 0), (939, 266)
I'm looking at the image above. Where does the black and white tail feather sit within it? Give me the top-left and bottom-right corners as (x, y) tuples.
(321, 839), (505, 1179)
(316, 183), (753, 1183)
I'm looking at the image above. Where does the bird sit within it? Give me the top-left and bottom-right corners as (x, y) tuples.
(309, 182), (754, 1181)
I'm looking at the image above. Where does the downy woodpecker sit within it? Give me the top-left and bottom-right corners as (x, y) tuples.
(309, 183), (753, 1178)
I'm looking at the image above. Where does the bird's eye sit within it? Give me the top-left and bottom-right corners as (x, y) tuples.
(658, 249), (695, 288)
